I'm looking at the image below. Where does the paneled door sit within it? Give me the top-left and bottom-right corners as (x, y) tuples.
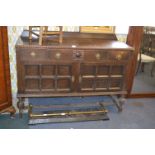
(0, 26), (15, 116)
(23, 63), (74, 93)
(79, 63), (126, 92)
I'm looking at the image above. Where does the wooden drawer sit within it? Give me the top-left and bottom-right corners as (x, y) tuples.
(18, 49), (131, 63)
(83, 50), (108, 62)
(19, 48), (50, 61)
(18, 48), (74, 62)
(108, 51), (130, 61)
(50, 50), (73, 62)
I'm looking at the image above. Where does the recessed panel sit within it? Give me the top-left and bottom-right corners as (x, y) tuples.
(25, 79), (39, 90)
(109, 78), (122, 90)
(57, 79), (71, 89)
(25, 65), (39, 76)
(81, 78), (94, 89)
(42, 65), (55, 75)
(81, 65), (95, 76)
(57, 65), (71, 76)
(42, 79), (54, 89)
(97, 66), (109, 76)
(95, 78), (109, 89)
(111, 66), (124, 76)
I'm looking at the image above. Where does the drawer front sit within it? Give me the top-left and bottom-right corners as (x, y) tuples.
(83, 50), (108, 62)
(18, 48), (131, 63)
(18, 48), (74, 62)
(19, 48), (51, 61)
(82, 50), (130, 62)
(50, 50), (73, 62)
(109, 51), (130, 61)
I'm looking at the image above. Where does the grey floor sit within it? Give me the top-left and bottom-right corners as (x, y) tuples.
(0, 97), (155, 129)
(132, 63), (155, 93)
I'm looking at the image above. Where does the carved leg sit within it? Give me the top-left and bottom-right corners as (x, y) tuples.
(17, 97), (25, 118)
(8, 106), (16, 118)
(110, 95), (124, 112)
(118, 96), (126, 105)
(0, 106), (16, 118)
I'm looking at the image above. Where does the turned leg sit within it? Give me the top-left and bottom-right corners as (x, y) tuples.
(110, 95), (125, 112)
(8, 106), (16, 118)
(119, 96), (126, 105)
(0, 106), (16, 118)
(17, 97), (25, 118)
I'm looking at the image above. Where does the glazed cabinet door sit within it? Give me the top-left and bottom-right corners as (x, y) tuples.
(0, 27), (15, 115)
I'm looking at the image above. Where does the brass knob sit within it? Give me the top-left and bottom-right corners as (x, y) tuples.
(116, 54), (122, 60)
(96, 53), (101, 60)
(55, 52), (61, 59)
(75, 52), (81, 58)
(79, 76), (82, 83)
(72, 76), (75, 82)
(30, 52), (36, 57)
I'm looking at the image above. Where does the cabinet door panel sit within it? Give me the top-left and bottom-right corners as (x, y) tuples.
(79, 63), (125, 92)
(22, 63), (74, 93)
(0, 33), (7, 103)
(95, 78), (109, 90)
(0, 27), (12, 111)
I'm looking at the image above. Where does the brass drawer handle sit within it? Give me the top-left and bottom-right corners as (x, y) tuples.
(79, 76), (82, 83)
(72, 76), (75, 82)
(96, 53), (101, 60)
(116, 54), (122, 60)
(30, 52), (36, 57)
(75, 52), (81, 58)
(55, 52), (61, 59)
(73, 51), (82, 59)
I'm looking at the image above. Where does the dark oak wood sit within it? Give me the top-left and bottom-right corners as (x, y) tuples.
(126, 26), (144, 97)
(0, 26), (16, 116)
(129, 93), (155, 98)
(16, 31), (134, 116)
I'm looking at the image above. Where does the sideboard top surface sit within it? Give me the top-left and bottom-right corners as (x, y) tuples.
(16, 31), (134, 51)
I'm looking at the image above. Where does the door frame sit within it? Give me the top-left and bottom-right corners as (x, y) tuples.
(126, 26), (155, 98)
(0, 26), (16, 115)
